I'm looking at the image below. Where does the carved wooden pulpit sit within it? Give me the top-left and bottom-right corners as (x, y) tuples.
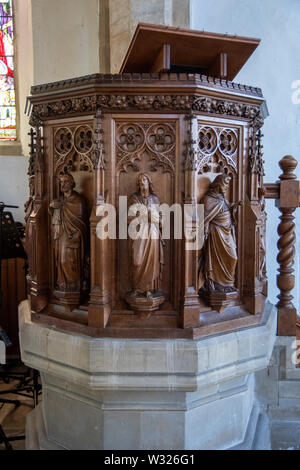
(25, 23), (299, 340)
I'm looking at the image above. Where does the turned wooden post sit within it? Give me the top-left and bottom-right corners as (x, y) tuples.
(277, 155), (300, 336)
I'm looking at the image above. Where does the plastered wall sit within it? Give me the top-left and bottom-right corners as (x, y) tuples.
(191, 0), (300, 311)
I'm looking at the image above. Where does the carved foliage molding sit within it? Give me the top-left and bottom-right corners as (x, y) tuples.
(248, 128), (264, 177)
(116, 121), (176, 173)
(30, 94), (264, 127)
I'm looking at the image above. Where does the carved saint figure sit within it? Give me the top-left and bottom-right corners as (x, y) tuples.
(128, 173), (164, 299)
(198, 174), (238, 293)
(50, 173), (88, 292)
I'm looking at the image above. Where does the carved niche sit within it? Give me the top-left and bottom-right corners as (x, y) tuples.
(198, 174), (239, 313)
(196, 122), (240, 312)
(49, 123), (95, 308)
(49, 172), (89, 307)
(125, 172), (165, 318)
(114, 120), (177, 311)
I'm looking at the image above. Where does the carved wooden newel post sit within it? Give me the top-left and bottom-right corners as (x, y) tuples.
(265, 155), (300, 338)
(276, 156), (300, 336)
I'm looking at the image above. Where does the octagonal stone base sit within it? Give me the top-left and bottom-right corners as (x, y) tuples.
(19, 300), (277, 450)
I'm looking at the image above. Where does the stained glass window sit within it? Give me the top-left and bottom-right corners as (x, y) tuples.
(0, 0), (15, 140)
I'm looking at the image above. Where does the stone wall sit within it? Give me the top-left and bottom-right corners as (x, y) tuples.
(108, 0), (190, 72)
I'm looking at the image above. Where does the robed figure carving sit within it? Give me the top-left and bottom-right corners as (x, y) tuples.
(199, 174), (239, 311)
(126, 173), (165, 316)
(50, 173), (88, 304)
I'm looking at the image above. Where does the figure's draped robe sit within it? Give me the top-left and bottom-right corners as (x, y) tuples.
(53, 191), (87, 291)
(198, 191), (237, 290)
(129, 193), (164, 293)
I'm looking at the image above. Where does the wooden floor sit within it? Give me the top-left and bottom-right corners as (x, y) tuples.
(1, 258), (27, 357)
(0, 362), (40, 451)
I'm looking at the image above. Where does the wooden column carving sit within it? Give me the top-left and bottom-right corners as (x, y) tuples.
(181, 111), (201, 328)
(88, 107), (111, 328)
(243, 125), (267, 314)
(26, 114), (49, 312)
(277, 155), (300, 336)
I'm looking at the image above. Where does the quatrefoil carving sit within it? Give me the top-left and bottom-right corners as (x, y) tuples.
(219, 129), (237, 157)
(74, 126), (93, 154)
(54, 127), (73, 155)
(146, 124), (175, 154)
(116, 124), (144, 153)
(198, 127), (218, 155)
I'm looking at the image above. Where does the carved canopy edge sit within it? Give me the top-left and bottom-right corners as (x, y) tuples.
(30, 72), (263, 98)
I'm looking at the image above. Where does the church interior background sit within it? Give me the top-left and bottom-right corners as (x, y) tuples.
(0, 0), (300, 450)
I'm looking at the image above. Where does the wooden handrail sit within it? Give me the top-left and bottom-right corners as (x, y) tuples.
(264, 155), (300, 337)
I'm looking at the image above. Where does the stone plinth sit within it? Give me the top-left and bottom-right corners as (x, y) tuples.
(255, 337), (300, 450)
(19, 300), (277, 450)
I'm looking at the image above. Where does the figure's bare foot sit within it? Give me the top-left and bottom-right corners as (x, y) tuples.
(146, 290), (152, 300)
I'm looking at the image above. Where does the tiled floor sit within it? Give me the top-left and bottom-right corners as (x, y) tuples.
(0, 362), (41, 451)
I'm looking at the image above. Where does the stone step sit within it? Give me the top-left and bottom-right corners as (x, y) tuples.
(271, 421), (300, 450)
(279, 380), (300, 399)
(230, 405), (271, 450)
(26, 403), (65, 450)
(282, 369), (300, 381)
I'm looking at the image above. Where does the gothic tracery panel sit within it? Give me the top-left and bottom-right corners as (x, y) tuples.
(116, 121), (176, 174)
(54, 124), (95, 175)
(197, 124), (238, 174)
